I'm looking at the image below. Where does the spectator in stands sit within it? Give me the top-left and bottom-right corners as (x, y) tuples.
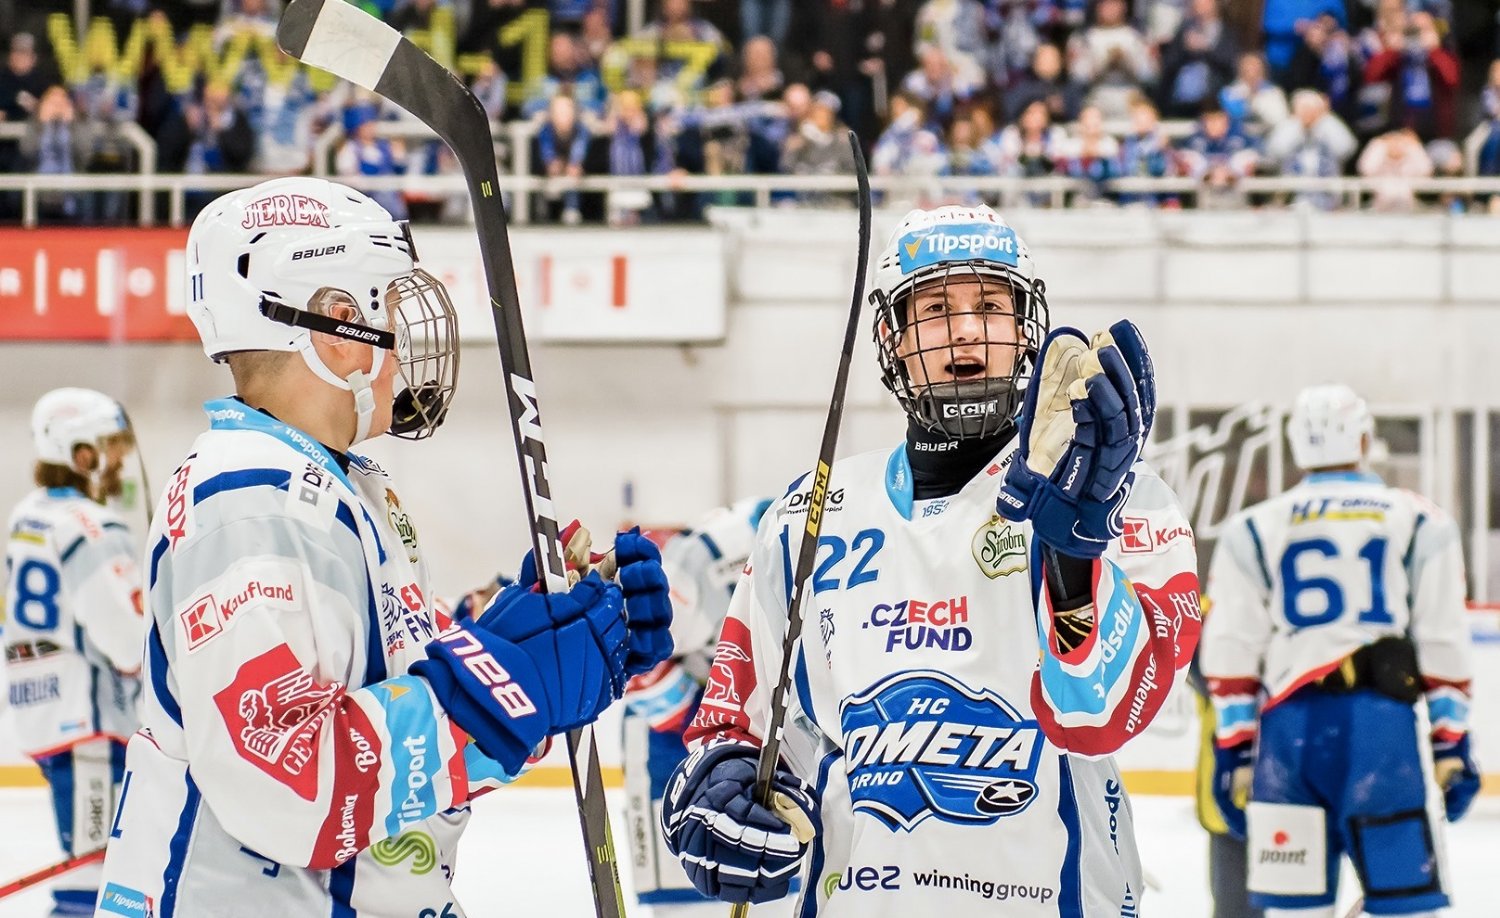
(901, 47), (982, 130)
(1362, 11), (1458, 141)
(799, 0), (884, 143)
(252, 51), (325, 175)
(533, 93), (590, 224)
(1220, 51), (1288, 136)
(1157, 0), (1238, 120)
(1119, 95), (1177, 204)
(1265, 89), (1357, 208)
(20, 85), (101, 222)
(1178, 102), (1258, 204)
(214, 0), (278, 51)
(742, 0), (792, 46)
(986, 0), (1042, 88)
(579, 8), (614, 66)
(1260, 0), (1345, 83)
(737, 37), (785, 104)
(600, 89), (657, 226)
(1469, 60), (1500, 189)
(992, 98), (1066, 178)
(632, 0), (730, 83)
(946, 112), (995, 178)
(872, 91), (947, 177)
(178, 83), (255, 217)
(0, 33), (48, 124)
(1357, 126), (1432, 211)
(336, 107), (409, 219)
(1057, 104), (1121, 199)
(471, 57), (508, 121)
(1005, 43), (1083, 127)
(782, 90), (858, 206)
(1066, 0), (1157, 121)
(1287, 13), (1362, 125)
(913, 0), (988, 85)
(76, 41), (139, 126)
(523, 33), (607, 120)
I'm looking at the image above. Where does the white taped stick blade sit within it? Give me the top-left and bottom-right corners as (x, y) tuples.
(301, 0), (401, 89)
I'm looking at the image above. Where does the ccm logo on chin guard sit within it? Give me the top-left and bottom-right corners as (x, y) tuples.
(435, 627), (537, 718)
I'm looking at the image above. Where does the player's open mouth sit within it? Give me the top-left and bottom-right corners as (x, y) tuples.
(948, 357), (987, 379)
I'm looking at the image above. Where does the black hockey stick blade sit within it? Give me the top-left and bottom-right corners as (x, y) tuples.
(730, 134), (871, 918)
(277, 3), (625, 915)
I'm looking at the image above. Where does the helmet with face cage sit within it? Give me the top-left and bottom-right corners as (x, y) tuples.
(185, 176), (458, 442)
(870, 205), (1050, 440)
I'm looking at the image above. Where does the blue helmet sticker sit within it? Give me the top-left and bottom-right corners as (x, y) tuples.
(840, 670), (1044, 832)
(896, 222), (1022, 277)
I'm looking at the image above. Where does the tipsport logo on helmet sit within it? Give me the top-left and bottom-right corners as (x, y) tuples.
(840, 671), (1042, 832)
(897, 223), (1022, 275)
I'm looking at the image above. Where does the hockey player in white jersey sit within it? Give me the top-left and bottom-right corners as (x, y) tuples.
(1200, 385), (1479, 918)
(661, 205), (1202, 915)
(621, 498), (772, 912)
(3, 387), (145, 914)
(95, 177), (673, 918)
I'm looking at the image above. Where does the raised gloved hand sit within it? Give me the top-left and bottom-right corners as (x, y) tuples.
(412, 574), (628, 774)
(997, 320), (1155, 557)
(612, 528), (674, 676)
(662, 742), (819, 904)
(1433, 734), (1480, 822)
(1211, 741), (1254, 840)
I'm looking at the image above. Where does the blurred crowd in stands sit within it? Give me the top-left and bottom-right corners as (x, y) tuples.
(0, 0), (1498, 223)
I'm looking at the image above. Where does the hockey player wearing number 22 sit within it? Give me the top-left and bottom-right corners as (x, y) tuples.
(95, 177), (674, 918)
(662, 205), (1202, 916)
(1200, 385), (1479, 918)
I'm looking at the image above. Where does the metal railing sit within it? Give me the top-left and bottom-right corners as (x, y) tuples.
(2, 171), (1500, 228)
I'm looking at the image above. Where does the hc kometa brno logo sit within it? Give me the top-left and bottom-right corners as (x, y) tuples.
(839, 670), (1043, 832)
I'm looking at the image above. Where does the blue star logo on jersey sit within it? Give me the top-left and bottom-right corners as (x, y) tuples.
(840, 670), (1043, 832)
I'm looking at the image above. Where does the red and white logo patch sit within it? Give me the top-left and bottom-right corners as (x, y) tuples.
(691, 618), (758, 743)
(180, 595), (221, 651)
(214, 645), (341, 801)
(1120, 517), (1153, 554)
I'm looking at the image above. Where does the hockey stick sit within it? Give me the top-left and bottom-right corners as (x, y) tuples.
(0, 848), (106, 901)
(275, 4), (623, 916)
(728, 135), (870, 918)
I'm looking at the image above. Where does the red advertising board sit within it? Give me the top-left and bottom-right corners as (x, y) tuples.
(0, 229), (197, 341)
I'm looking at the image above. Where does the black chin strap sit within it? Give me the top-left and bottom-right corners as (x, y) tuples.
(904, 417), (1015, 500)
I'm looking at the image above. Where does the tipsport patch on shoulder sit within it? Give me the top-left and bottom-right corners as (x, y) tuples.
(840, 670), (1043, 832)
(896, 223), (1022, 275)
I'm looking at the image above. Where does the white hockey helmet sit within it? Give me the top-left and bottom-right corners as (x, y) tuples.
(1286, 384), (1373, 470)
(185, 176), (458, 442)
(870, 204), (1049, 440)
(32, 388), (127, 466)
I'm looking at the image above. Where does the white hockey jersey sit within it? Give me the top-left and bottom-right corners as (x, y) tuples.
(2, 486), (143, 757)
(97, 400), (519, 918)
(1199, 470), (1472, 747)
(685, 444), (1201, 917)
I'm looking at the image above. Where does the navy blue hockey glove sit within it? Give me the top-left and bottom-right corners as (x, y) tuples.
(413, 575), (628, 774)
(662, 742), (819, 904)
(614, 527), (674, 676)
(1433, 735), (1480, 822)
(997, 320), (1153, 557)
(1211, 741), (1253, 840)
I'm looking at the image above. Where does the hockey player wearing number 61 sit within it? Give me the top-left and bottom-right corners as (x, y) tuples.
(95, 177), (674, 917)
(3, 388), (145, 915)
(661, 204), (1203, 915)
(1200, 384), (1480, 918)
